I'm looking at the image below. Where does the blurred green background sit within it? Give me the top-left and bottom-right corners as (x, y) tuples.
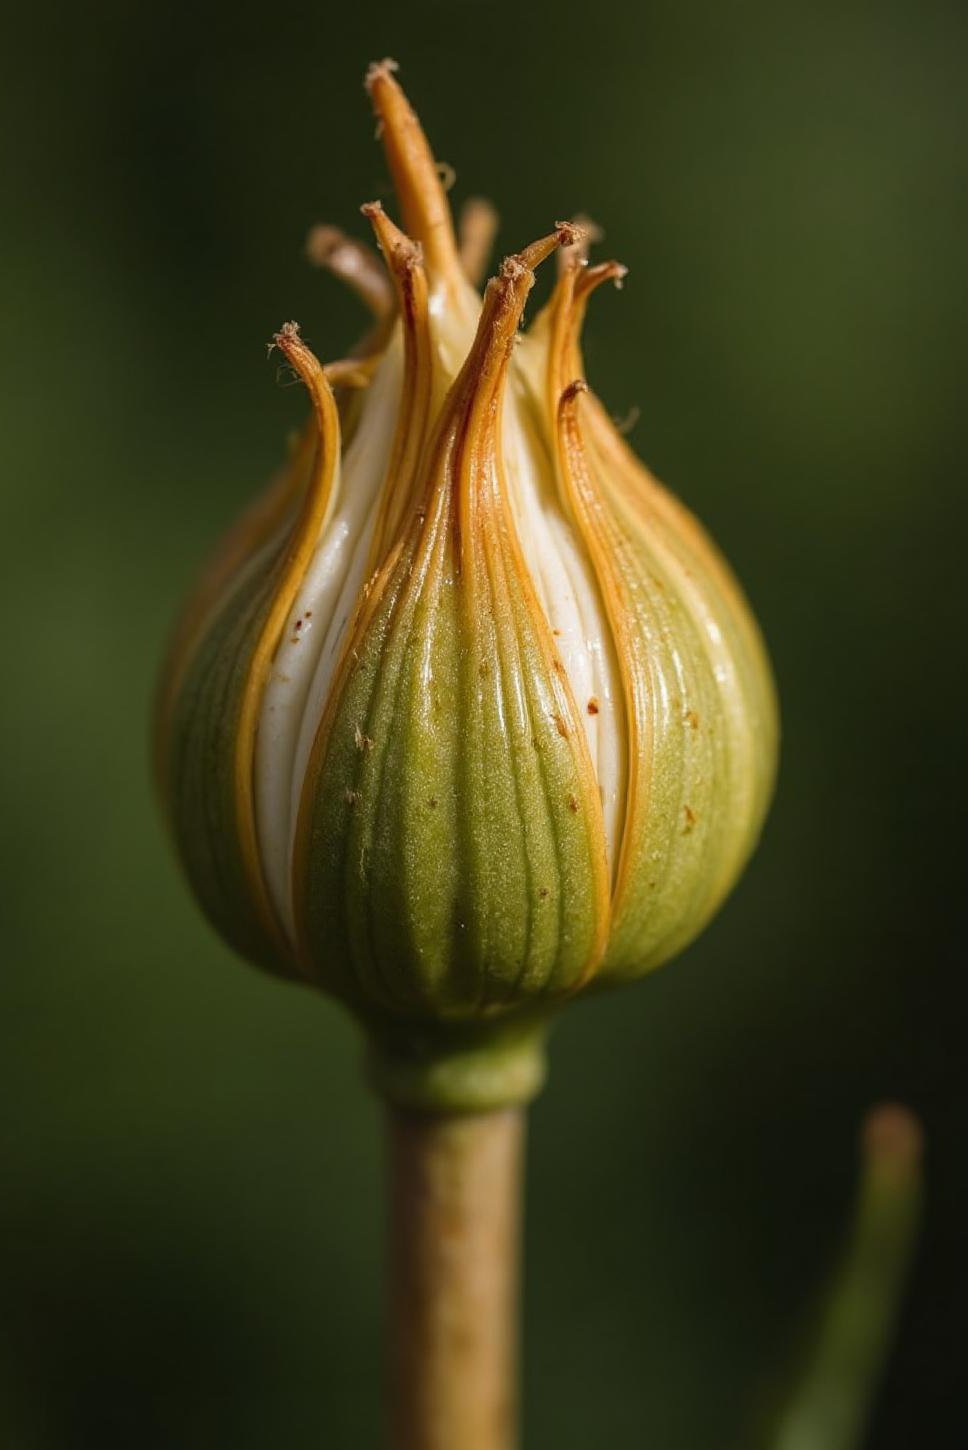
(1, 1), (964, 1445)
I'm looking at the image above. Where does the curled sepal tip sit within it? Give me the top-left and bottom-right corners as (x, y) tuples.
(360, 201), (434, 564)
(365, 58), (466, 300)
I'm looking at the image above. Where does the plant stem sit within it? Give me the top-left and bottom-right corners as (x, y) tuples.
(768, 1104), (923, 1450)
(387, 1106), (525, 1450)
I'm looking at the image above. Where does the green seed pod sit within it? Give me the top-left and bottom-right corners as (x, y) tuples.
(155, 61), (778, 1111)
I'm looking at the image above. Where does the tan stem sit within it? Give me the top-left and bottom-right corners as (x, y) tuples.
(387, 1107), (524, 1450)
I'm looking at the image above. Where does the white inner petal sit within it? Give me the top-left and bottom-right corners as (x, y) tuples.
(502, 356), (624, 871)
(254, 333), (404, 937)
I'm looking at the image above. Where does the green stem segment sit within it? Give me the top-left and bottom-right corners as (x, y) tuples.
(387, 1107), (525, 1450)
(368, 1018), (548, 1114)
(769, 1104), (923, 1450)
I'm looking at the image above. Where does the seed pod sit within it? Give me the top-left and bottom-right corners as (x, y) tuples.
(155, 61), (778, 1110)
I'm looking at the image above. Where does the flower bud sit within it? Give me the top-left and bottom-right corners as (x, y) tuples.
(155, 61), (778, 1110)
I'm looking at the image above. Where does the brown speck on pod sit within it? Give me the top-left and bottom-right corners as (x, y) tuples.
(354, 724), (375, 752)
(587, 697), (599, 715)
(552, 713), (569, 739)
(567, 794), (579, 813)
(684, 708), (699, 730)
(344, 788), (361, 806)
(428, 797), (438, 809)
(682, 804), (697, 833)
(538, 887), (549, 899)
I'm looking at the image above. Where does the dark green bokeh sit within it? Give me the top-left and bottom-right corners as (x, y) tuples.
(1, 1), (963, 1445)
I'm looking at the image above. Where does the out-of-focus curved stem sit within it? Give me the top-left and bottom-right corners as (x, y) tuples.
(458, 198), (499, 287)
(305, 224), (395, 318)
(767, 1104), (923, 1450)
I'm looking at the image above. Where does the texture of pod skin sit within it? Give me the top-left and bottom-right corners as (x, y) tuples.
(154, 60), (778, 1109)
